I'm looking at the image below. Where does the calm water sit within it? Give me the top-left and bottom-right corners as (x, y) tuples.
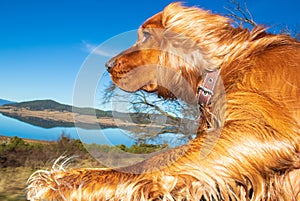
(0, 114), (136, 146)
(0, 113), (190, 147)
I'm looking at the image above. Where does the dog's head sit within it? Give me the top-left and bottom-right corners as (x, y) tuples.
(106, 2), (229, 101)
(105, 12), (163, 93)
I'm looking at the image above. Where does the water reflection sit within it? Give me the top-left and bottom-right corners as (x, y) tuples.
(0, 114), (189, 147)
(0, 114), (135, 146)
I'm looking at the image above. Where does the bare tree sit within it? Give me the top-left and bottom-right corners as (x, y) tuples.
(129, 91), (199, 139)
(102, 82), (199, 144)
(224, 0), (300, 41)
(224, 0), (257, 27)
(279, 24), (300, 41)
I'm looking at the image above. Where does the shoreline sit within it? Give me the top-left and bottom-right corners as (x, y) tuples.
(0, 105), (167, 130)
(0, 135), (56, 144)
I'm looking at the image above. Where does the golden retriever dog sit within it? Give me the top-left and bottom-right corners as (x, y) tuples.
(27, 3), (300, 200)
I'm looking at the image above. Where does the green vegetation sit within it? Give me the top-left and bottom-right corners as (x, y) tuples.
(83, 143), (168, 155)
(0, 135), (167, 200)
(0, 135), (88, 168)
(116, 143), (168, 154)
(0, 135), (92, 201)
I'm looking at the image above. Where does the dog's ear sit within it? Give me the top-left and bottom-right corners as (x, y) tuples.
(162, 2), (184, 27)
(162, 2), (229, 30)
(141, 2), (186, 29)
(142, 12), (163, 29)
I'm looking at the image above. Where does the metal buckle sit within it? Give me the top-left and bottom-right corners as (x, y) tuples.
(198, 85), (214, 96)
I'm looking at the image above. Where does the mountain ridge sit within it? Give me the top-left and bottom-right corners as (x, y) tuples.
(0, 99), (15, 106)
(0, 99), (115, 128)
(4, 99), (113, 117)
(0, 99), (170, 130)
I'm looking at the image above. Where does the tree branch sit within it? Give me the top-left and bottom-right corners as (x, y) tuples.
(224, 0), (257, 27)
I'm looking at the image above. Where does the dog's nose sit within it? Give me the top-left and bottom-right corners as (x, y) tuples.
(105, 58), (116, 72)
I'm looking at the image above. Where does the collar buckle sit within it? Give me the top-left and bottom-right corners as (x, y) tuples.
(197, 69), (220, 106)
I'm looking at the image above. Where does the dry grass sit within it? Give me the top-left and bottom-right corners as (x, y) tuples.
(0, 167), (33, 201)
(0, 159), (99, 201)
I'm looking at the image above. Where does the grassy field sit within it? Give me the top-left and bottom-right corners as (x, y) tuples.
(0, 167), (33, 201)
(0, 158), (105, 201)
(0, 135), (168, 200)
(0, 160), (99, 201)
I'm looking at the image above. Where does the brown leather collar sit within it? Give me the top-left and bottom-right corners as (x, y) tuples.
(195, 69), (221, 126)
(197, 69), (220, 107)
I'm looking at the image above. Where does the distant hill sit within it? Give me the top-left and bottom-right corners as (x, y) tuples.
(2, 99), (159, 123)
(0, 99), (180, 132)
(0, 99), (15, 106)
(0, 99), (114, 128)
(5, 99), (71, 111)
(4, 99), (112, 118)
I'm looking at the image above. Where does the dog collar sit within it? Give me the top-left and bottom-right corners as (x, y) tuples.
(197, 69), (220, 107)
(195, 69), (220, 124)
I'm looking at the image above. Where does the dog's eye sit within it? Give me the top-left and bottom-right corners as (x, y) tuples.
(141, 31), (151, 43)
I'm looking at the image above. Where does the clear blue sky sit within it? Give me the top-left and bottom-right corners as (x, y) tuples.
(0, 0), (299, 106)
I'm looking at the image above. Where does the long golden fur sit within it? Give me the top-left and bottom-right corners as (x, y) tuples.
(27, 3), (300, 200)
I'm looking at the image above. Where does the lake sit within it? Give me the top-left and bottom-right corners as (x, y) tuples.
(0, 114), (188, 147)
(0, 114), (136, 146)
